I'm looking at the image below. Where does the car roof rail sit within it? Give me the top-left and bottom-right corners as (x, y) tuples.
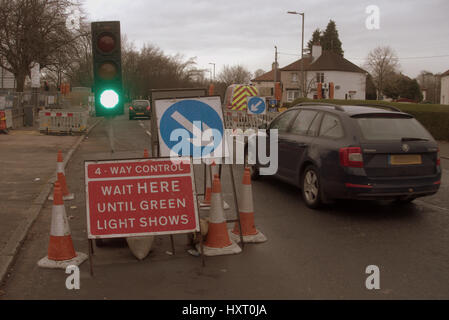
(357, 104), (402, 112)
(296, 102), (345, 112)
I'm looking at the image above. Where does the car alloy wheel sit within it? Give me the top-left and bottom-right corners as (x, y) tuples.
(302, 166), (321, 208)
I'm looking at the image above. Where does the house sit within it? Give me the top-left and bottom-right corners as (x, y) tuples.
(251, 62), (281, 97)
(279, 44), (367, 103)
(440, 69), (449, 105)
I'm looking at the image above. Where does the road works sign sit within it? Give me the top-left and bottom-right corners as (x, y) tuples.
(155, 96), (227, 159)
(85, 157), (199, 239)
(247, 96), (266, 115)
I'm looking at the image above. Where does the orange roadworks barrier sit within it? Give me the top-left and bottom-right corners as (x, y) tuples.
(38, 182), (87, 269)
(49, 150), (74, 201)
(197, 177), (241, 256)
(230, 167), (267, 243)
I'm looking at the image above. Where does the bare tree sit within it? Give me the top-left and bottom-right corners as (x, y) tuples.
(253, 68), (266, 79)
(218, 65), (252, 87)
(0, 0), (86, 91)
(365, 46), (399, 99)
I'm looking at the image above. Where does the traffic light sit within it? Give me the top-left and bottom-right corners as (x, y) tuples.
(91, 21), (123, 117)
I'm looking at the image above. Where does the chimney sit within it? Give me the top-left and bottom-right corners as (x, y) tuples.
(312, 43), (322, 62)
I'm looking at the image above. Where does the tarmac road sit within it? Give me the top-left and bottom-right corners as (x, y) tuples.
(1, 112), (449, 299)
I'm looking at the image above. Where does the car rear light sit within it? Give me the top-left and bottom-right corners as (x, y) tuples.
(340, 147), (364, 168)
(129, 106), (134, 111)
(437, 148), (440, 167)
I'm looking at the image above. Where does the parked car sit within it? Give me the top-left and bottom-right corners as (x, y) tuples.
(129, 100), (151, 120)
(247, 103), (441, 209)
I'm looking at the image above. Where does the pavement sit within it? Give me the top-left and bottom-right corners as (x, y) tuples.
(0, 112), (101, 285)
(0, 111), (448, 299)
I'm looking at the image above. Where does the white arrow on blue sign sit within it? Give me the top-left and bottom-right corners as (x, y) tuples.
(247, 96), (266, 115)
(155, 97), (227, 159)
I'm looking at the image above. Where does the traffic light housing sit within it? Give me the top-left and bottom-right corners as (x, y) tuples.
(91, 21), (123, 117)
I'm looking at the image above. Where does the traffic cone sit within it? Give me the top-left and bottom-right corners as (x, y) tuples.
(207, 162), (230, 210)
(38, 182), (87, 269)
(144, 148), (150, 158)
(49, 150), (74, 201)
(229, 167), (267, 243)
(196, 177), (241, 256)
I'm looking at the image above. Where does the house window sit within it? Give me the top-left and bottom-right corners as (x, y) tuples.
(291, 73), (298, 82)
(316, 72), (324, 83)
(287, 90), (300, 102)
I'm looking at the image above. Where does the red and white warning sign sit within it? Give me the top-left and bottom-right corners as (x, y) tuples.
(85, 157), (199, 239)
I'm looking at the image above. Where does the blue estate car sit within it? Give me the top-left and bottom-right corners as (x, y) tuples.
(248, 103), (441, 209)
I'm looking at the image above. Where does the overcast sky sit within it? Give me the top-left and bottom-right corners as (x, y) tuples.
(82, 0), (449, 79)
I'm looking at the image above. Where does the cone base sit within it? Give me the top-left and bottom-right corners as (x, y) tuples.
(48, 193), (75, 201)
(196, 241), (241, 256)
(37, 252), (87, 269)
(126, 236), (154, 260)
(229, 229), (267, 244)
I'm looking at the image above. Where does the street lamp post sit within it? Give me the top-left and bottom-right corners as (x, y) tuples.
(287, 11), (305, 98)
(209, 63), (216, 81)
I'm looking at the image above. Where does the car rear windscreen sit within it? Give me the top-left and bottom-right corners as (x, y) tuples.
(355, 115), (432, 141)
(133, 101), (149, 107)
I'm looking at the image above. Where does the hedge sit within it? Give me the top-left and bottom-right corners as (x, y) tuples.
(288, 98), (449, 141)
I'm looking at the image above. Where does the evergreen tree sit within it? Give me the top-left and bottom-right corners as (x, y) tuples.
(307, 29), (322, 53)
(321, 20), (344, 56)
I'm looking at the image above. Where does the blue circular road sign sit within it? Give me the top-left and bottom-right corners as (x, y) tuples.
(159, 99), (224, 157)
(247, 96), (266, 114)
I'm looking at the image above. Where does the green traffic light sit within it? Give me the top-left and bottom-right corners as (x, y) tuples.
(100, 90), (119, 109)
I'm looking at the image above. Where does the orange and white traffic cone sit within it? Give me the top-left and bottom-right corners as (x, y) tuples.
(49, 150), (74, 201)
(196, 176), (241, 256)
(38, 182), (87, 269)
(229, 167), (267, 243)
(143, 148), (150, 158)
(208, 162), (230, 210)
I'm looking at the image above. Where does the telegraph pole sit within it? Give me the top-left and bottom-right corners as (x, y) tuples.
(274, 46), (278, 83)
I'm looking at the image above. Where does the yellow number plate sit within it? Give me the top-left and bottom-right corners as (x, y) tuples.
(390, 154), (422, 165)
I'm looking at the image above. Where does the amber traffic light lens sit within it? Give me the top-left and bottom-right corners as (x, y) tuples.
(98, 62), (118, 80)
(97, 34), (116, 53)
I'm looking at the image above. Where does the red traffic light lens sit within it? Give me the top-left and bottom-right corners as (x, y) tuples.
(97, 33), (116, 53)
(98, 62), (118, 80)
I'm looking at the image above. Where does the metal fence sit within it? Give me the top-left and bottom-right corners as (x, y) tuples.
(223, 110), (279, 130)
(0, 92), (71, 129)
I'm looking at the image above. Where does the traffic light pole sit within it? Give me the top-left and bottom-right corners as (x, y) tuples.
(106, 116), (115, 153)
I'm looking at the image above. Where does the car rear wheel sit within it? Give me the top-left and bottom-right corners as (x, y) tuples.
(302, 165), (322, 209)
